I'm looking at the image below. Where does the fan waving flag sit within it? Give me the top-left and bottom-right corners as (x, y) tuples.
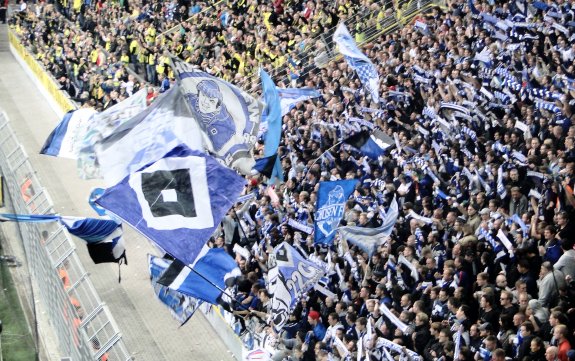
(267, 242), (325, 332)
(314, 180), (358, 245)
(148, 255), (203, 324)
(40, 108), (97, 159)
(338, 196), (399, 256)
(157, 246), (240, 305)
(90, 85), (203, 186)
(277, 88), (321, 116)
(172, 58), (263, 176)
(333, 23), (380, 103)
(344, 129), (393, 159)
(95, 145), (246, 266)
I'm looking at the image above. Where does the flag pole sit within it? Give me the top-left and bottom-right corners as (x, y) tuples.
(166, 252), (243, 310)
(232, 211), (250, 246)
(303, 140), (343, 179)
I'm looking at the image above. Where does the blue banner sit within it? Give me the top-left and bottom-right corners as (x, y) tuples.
(314, 180), (358, 245)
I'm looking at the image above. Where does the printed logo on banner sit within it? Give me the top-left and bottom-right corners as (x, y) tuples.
(141, 169), (197, 218)
(316, 185), (346, 237)
(268, 243), (325, 331)
(129, 156), (214, 230)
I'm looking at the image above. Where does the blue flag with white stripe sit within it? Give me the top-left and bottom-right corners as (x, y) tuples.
(157, 246), (240, 305)
(40, 108), (97, 159)
(333, 23), (380, 103)
(95, 145), (246, 266)
(314, 180), (358, 245)
(277, 88), (321, 116)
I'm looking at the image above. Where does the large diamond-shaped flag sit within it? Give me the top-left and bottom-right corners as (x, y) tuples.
(95, 145), (245, 265)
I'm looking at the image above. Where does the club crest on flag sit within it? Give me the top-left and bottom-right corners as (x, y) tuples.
(95, 145), (245, 266)
(130, 155), (214, 230)
(317, 185), (346, 236)
(314, 180), (358, 245)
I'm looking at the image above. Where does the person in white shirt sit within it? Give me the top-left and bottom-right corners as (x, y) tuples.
(322, 312), (343, 346)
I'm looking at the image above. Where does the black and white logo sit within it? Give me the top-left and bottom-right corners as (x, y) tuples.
(130, 156), (214, 230)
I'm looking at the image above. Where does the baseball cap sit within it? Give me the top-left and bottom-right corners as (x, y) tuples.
(308, 310), (320, 321)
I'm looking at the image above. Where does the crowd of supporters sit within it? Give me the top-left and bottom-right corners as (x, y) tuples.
(9, 0), (575, 359)
(9, 0), (388, 110)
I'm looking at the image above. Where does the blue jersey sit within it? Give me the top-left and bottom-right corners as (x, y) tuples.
(187, 94), (235, 152)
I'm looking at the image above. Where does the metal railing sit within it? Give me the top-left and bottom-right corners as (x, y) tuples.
(0, 110), (131, 361)
(239, 0), (440, 93)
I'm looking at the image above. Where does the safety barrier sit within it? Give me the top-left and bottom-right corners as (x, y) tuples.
(240, 0), (442, 92)
(0, 111), (131, 361)
(8, 30), (77, 117)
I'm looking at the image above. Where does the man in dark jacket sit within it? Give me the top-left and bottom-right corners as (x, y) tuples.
(412, 312), (431, 355)
(516, 321), (535, 361)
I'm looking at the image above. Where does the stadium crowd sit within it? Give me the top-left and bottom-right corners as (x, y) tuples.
(9, 0), (575, 359)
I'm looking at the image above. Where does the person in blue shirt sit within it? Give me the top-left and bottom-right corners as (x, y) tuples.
(159, 74), (170, 93)
(306, 310), (326, 341)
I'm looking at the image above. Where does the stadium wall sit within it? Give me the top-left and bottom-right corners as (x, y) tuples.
(8, 30), (77, 119)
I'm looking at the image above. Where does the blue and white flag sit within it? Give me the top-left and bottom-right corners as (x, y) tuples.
(148, 255), (203, 324)
(92, 85), (204, 185)
(60, 217), (126, 264)
(157, 246), (240, 305)
(333, 23), (380, 103)
(88, 188), (108, 216)
(277, 88), (321, 116)
(260, 69), (284, 183)
(337, 197), (398, 256)
(40, 108), (97, 159)
(77, 89), (149, 180)
(343, 130), (393, 159)
(95, 145), (246, 266)
(0, 214), (60, 222)
(172, 58), (263, 176)
(267, 242), (325, 332)
(314, 180), (358, 245)
(0, 213), (126, 264)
